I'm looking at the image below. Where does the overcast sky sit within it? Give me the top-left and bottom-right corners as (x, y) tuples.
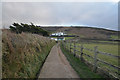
(1, 1), (119, 31)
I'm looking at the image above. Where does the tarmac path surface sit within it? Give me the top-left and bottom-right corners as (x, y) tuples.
(39, 43), (79, 78)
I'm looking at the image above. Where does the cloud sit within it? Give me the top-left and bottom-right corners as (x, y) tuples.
(2, 2), (118, 30)
(1, 0), (119, 2)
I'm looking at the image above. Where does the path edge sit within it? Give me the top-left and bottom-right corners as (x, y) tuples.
(36, 44), (56, 80)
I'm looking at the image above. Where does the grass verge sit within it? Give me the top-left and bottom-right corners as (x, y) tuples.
(60, 43), (104, 78)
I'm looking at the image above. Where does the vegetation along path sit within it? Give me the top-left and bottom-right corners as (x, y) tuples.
(39, 43), (79, 78)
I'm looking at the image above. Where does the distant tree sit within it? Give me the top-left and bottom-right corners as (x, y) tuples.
(10, 26), (16, 32)
(12, 23), (23, 33)
(9, 22), (49, 36)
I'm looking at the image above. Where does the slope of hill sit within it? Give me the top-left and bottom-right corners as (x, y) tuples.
(2, 29), (55, 78)
(41, 27), (62, 33)
(41, 26), (119, 40)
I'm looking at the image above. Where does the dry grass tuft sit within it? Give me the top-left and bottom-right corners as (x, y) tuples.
(2, 29), (55, 78)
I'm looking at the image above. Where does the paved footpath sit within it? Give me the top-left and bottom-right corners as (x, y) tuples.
(39, 43), (79, 78)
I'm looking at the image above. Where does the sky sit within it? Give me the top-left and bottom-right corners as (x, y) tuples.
(0, 0), (119, 31)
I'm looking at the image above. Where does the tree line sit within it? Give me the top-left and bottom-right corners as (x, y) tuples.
(9, 23), (49, 36)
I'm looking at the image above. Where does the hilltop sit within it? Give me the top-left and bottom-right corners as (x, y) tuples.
(41, 26), (119, 40)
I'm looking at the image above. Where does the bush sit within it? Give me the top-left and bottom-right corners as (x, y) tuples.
(9, 22), (49, 36)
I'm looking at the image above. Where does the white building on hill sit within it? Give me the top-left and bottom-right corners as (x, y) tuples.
(51, 32), (67, 36)
(51, 32), (66, 41)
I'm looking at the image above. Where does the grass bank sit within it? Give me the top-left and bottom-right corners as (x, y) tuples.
(60, 43), (103, 78)
(2, 29), (55, 78)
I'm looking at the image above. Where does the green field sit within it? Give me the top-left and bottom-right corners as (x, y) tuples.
(110, 35), (119, 40)
(65, 37), (75, 40)
(60, 43), (103, 78)
(65, 41), (119, 78)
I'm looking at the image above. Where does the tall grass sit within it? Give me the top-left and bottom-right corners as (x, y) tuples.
(2, 29), (55, 78)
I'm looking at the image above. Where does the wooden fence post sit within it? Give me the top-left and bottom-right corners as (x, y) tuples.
(93, 46), (98, 72)
(80, 44), (83, 61)
(73, 41), (76, 57)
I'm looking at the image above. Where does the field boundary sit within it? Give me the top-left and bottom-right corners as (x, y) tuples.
(62, 40), (120, 79)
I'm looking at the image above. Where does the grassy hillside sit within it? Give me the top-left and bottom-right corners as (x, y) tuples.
(41, 27), (62, 33)
(41, 27), (119, 40)
(2, 29), (55, 78)
(58, 27), (119, 40)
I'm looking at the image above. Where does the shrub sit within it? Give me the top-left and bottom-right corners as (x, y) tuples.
(9, 22), (49, 36)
